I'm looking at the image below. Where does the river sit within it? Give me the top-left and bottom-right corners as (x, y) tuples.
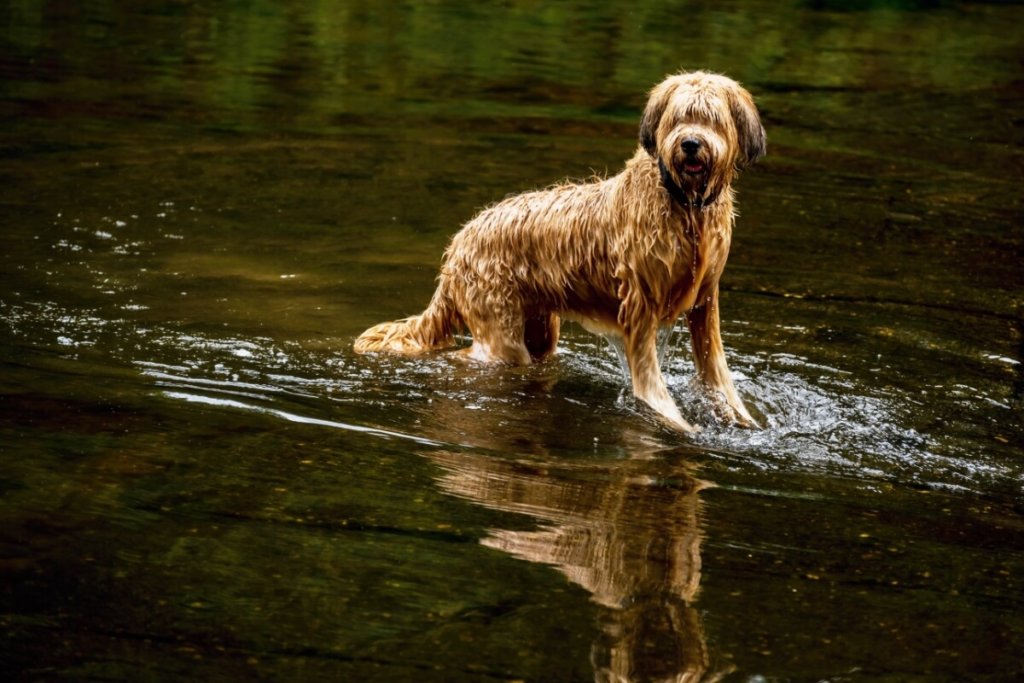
(1, 1), (1022, 681)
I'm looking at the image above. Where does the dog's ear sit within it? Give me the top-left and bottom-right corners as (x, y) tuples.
(639, 80), (675, 156)
(729, 86), (766, 168)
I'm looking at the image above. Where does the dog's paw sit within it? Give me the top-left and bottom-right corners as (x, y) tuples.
(710, 393), (760, 429)
(665, 414), (701, 434)
(731, 411), (761, 430)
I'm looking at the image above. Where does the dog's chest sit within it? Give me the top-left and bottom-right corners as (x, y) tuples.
(661, 221), (729, 319)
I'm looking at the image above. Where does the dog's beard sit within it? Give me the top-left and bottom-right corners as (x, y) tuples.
(670, 155), (712, 198)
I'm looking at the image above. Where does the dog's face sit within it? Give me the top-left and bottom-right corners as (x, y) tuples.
(639, 71), (765, 201)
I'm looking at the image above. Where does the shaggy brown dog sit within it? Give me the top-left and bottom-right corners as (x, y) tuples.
(354, 70), (765, 432)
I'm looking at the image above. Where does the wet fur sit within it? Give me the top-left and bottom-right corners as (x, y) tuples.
(354, 70), (765, 431)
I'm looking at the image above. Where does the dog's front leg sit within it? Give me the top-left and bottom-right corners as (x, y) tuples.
(687, 284), (758, 427)
(622, 315), (696, 433)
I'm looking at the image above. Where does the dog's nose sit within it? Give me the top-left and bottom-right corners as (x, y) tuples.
(681, 139), (701, 156)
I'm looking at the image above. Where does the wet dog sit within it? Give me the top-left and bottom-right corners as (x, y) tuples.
(354, 70), (765, 432)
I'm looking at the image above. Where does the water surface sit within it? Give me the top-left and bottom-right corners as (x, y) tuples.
(2, 1), (1022, 681)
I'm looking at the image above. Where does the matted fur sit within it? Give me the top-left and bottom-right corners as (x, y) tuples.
(354, 70), (765, 432)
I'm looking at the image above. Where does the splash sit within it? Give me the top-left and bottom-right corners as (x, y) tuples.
(560, 326), (1018, 495)
(669, 351), (1014, 495)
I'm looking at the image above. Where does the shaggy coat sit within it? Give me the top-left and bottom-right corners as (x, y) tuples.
(355, 71), (765, 432)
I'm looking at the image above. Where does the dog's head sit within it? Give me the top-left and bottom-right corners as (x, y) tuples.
(639, 71), (765, 203)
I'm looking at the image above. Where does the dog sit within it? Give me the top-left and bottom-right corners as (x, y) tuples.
(354, 70), (765, 432)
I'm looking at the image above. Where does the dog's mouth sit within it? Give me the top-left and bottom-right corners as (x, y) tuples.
(683, 160), (706, 175)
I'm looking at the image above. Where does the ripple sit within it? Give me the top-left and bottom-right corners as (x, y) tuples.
(134, 326), (1024, 495)
(162, 390), (444, 447)
(3, 297), (1018, 496)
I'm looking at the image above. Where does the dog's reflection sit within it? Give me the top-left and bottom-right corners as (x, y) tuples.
(427, 449), (733, 682)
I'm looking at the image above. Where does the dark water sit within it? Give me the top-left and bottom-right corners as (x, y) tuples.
(2, 1), (1023, 681)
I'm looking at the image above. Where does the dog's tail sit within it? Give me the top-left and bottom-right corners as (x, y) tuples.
(353, 280), (459, 355)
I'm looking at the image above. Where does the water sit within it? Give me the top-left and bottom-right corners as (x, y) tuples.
(2, 1), (1023, 681)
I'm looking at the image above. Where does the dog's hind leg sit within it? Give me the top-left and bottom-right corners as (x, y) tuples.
(460, 308), (533, 366)
(524, 312), (560, 361)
